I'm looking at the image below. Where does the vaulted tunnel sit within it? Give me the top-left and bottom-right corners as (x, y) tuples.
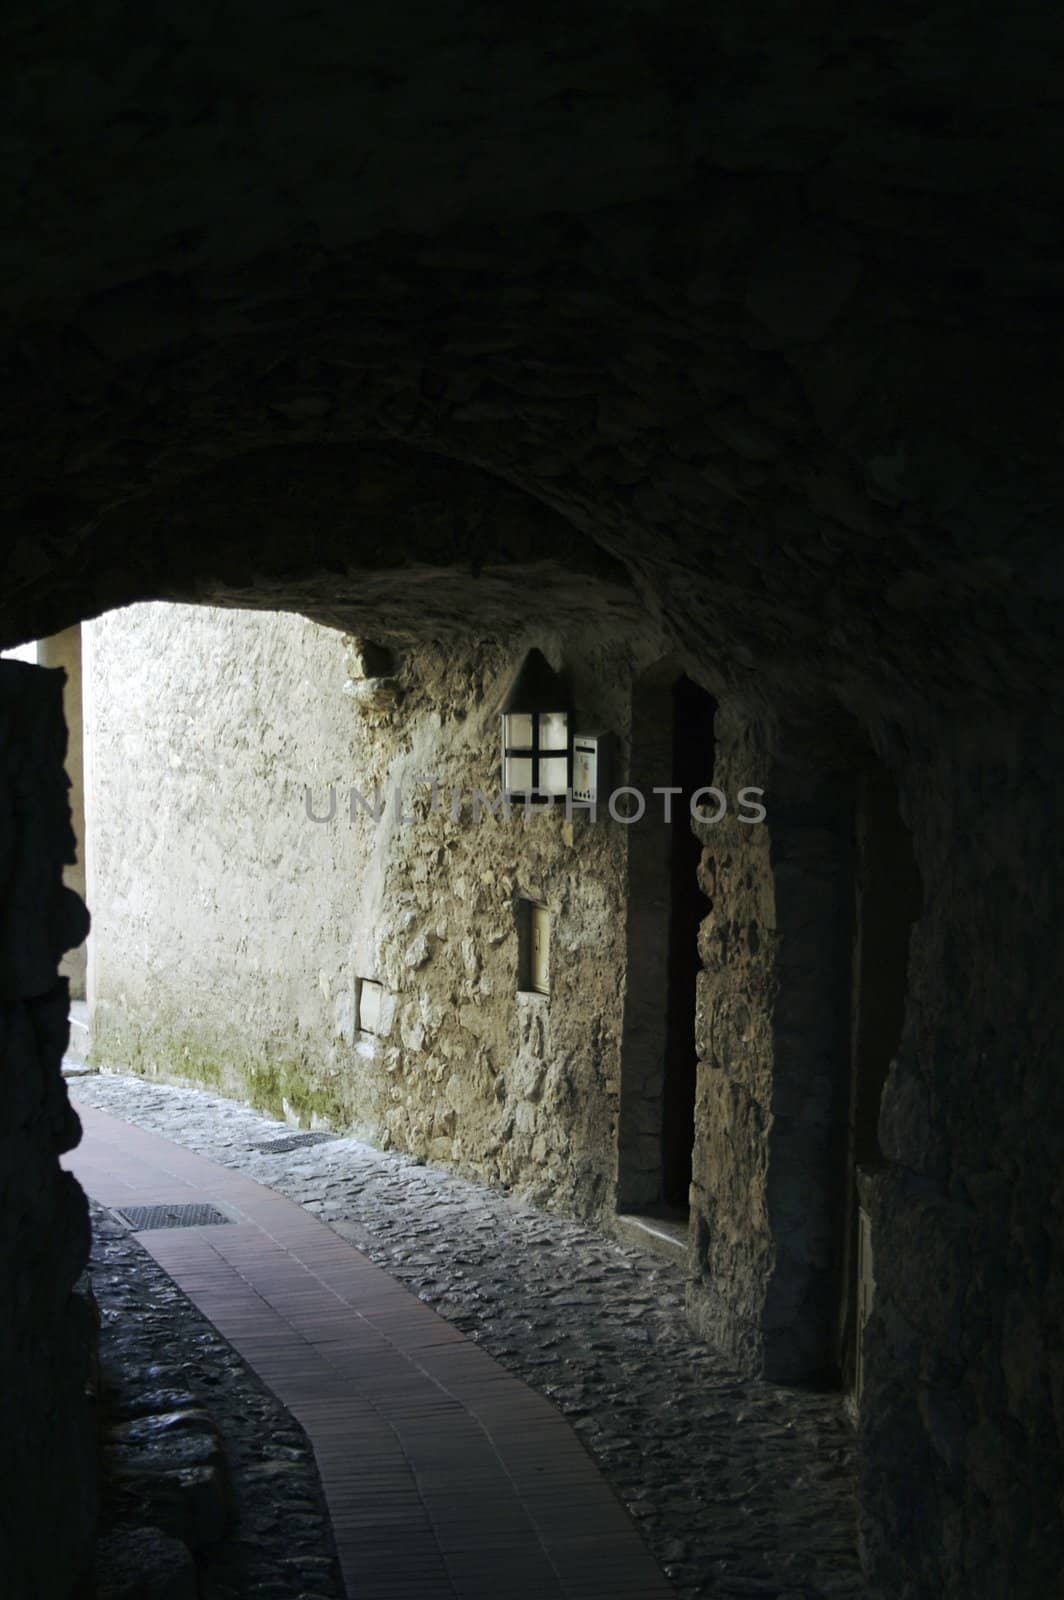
(3, 6), (1063, 1597)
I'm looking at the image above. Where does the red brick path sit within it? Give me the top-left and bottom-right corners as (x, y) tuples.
(66, 1106), (675, 1600)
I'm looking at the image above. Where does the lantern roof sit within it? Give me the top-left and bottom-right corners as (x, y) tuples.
(501, 649), (572, 714)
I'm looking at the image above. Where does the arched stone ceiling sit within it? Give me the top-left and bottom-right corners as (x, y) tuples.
(4, 3), (1062, 713)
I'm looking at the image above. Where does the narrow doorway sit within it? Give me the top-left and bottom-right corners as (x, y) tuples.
(838, 754), (922, 1398)
(661, 676), (716, 1211)
(616, 665), (716, 1255)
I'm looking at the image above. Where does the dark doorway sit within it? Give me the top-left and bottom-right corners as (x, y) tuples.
(616, 664), (716, 1251)
(661, 675), (716, 1210)
(837, 753), (923, 1395)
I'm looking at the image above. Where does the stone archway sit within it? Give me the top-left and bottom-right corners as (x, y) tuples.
(4, 7), (1064, 1591)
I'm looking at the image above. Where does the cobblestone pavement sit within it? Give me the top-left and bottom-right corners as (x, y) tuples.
(73, 1072), (863, 1600)
(88, 1200), (345, 1600)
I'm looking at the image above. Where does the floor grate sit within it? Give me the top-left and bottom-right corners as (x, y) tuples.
(113, 1203), (233, 1231)
(249, 1132), (341, 1154)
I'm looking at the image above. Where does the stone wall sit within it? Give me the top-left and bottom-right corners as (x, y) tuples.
(86, 602), (669, 1219)
(688, 696), (1064, 1595)
(860, 708), (1064, 1597)
(688, 705), (777, 1373)
(688, 708), (856, 1383)
(0, 660), (96, 1597)
(38, 628), (87, 999)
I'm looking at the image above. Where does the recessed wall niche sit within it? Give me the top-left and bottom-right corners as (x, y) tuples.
(517, 900), (551, 997)
(355, 977), (384, 1035)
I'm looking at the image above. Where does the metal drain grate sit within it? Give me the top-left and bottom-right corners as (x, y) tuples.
(250, 1132), (340, 1154)
(113, 1203), (233, 1231)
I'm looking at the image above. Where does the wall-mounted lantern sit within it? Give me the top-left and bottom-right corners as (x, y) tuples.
(501, 649), (572, 799)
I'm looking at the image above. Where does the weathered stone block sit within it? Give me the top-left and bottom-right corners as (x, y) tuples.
(94, 1526), (197, 1600)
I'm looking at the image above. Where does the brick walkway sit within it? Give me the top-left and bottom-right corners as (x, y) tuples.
(66, 1106), (674, 1600)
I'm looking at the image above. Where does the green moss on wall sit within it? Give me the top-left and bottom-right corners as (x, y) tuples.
(89, 1010), (354, 1133)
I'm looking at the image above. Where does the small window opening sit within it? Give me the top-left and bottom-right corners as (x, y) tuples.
(356, 977), (383, 1035)
(517, 901), (550, 996)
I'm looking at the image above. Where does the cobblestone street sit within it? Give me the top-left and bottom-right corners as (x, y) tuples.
(72, 1072), (862, 1600)
(88, 1202), (344, 1600)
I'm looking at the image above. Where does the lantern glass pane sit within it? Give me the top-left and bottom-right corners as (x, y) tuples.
(540, 712), (569, 749)
(506, 756), (534, 792)
(504, 712), (534, 747)
(539, 756), (569, 796)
